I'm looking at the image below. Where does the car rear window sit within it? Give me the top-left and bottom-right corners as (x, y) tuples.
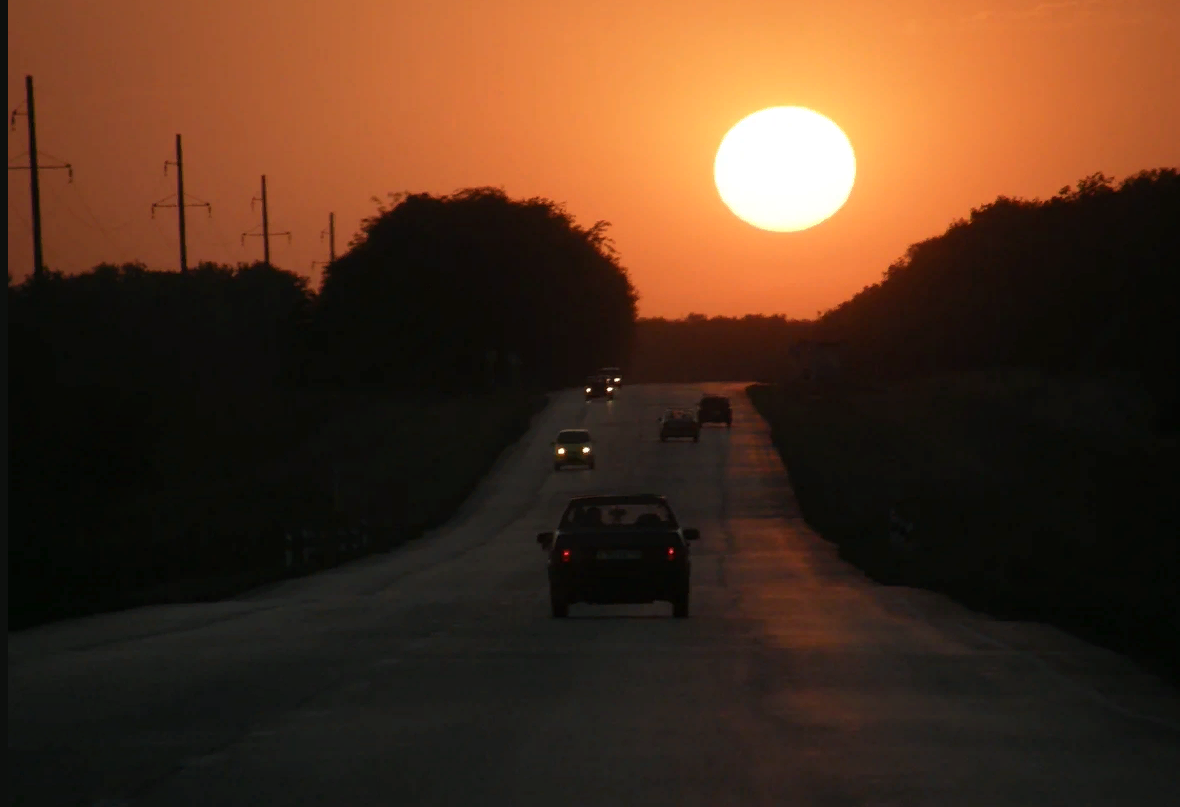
(701, 396), (728, 405)
(560, 501), (677, 529)
(557, 430), (591, 443)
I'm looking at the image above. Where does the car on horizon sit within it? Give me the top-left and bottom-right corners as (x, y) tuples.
(537, 493), (699, 618)
(552, 428), (595, 471)
(697, 394), (733, 427)
(659, 408), (700, 442)
(585, 376), (615, 401)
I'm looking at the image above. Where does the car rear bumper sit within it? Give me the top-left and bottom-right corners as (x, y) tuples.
(549, 566), (689, 604)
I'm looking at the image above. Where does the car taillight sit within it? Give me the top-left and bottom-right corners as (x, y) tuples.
(561, 549), (572, 562)
(667, 546), (676, 560)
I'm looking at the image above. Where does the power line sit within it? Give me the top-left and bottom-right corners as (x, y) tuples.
(60, 179), (137, 260)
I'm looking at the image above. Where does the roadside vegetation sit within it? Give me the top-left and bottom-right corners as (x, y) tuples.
(628, 313), (810, 383)
(9, 187), (634, 629)
(748, 376), (1178, 680)
(748, 167), (1179, 680)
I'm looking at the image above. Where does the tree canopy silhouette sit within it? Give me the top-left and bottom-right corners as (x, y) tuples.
(810, 168), (1179, 423)
(309, 187), (639, 390)
(628, 314), (811, 383)
(8, 261), (314, 586)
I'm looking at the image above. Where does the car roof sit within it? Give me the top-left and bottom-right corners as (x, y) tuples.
(701, 394), (729, 401)
(556, 429), (591, 440)
(565, 494), (668, 507)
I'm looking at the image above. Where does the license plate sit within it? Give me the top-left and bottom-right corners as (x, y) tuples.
(596, 549), (642, 560)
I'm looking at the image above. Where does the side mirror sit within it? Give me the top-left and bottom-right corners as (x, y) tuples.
(536, 531), (554, 550)
(682, 528), (700, 541)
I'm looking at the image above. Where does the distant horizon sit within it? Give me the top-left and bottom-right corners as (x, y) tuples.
(11, 166), (1171, 326)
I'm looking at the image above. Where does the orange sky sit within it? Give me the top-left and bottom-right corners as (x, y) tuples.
(8, 0), (1179, 319)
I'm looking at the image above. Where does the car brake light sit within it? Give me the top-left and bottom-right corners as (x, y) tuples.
(667, 546), (676, 559)
(561, 549), (572, 562)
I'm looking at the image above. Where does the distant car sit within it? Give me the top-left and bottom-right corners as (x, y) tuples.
(552, 428), (595, 471)
(598, 366), (623, 386)
(537, 493), (700, 618)
(697, 394), (732, 427)
(659, 409), (700, 442)
(585, 376), (615, 401)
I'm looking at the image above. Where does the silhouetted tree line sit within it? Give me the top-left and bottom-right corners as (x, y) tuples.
(8, 187), (638, 624)
(9, 261), (315, 619)
(627, 313), (811, 383)
(308, 186), (638, 391)
(811, 168), (1180, 424)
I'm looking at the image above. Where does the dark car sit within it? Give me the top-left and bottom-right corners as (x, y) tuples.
(537, 494), (700, 618)
(552, 428), (595, 471)
(585, 376), (615, 401)
(697, 394), (732, 427)
(659, 408), (700, 442)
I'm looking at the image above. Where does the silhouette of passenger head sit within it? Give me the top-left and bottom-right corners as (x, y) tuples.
(581, 506), (603, 526)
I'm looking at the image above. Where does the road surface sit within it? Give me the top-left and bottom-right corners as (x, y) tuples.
(9, 383), (1180, 806)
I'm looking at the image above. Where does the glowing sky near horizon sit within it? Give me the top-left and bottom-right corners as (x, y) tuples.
(7, 0), (1180, 318)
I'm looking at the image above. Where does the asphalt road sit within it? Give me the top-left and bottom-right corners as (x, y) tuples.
(9, 383), (1180, 807)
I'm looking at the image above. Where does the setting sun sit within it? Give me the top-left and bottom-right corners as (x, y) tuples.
(714, 106), (857, 233)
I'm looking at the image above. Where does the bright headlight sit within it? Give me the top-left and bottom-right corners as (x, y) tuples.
(614, 377), (620, 383)
(581, 446), (591, 453)
(606, 386), (614, 392)
(585, 387), (592, 393)
(556, 447), (565, 455)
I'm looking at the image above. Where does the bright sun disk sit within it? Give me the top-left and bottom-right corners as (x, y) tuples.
(714, 106), (856, 232)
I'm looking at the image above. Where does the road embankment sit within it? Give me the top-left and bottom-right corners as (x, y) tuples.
(9, 387), (549, 630)
(746, 371), (1179, 682)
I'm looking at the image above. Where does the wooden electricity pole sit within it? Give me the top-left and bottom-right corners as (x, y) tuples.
(151, 134), (211, 273)
(328, 211), (336, 262)
(242, 174), (290, 266)
(8, 75), (72, 283)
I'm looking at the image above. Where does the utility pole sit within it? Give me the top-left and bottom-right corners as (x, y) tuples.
(150, 134), (211, 273)
(312, 212), (337, 272)
(9, 75), (73, 283)
(242, 174), (290, 266)
(327, 212), (336, 262)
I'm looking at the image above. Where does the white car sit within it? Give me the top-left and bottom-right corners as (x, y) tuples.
(553, 428), (595, 470)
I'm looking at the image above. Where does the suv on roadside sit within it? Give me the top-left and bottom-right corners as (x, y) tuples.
(697, 395), (732, 427)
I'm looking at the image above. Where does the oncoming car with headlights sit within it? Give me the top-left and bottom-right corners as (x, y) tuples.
(552, 428), (595, 471)
(585, 376), (615, 401)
